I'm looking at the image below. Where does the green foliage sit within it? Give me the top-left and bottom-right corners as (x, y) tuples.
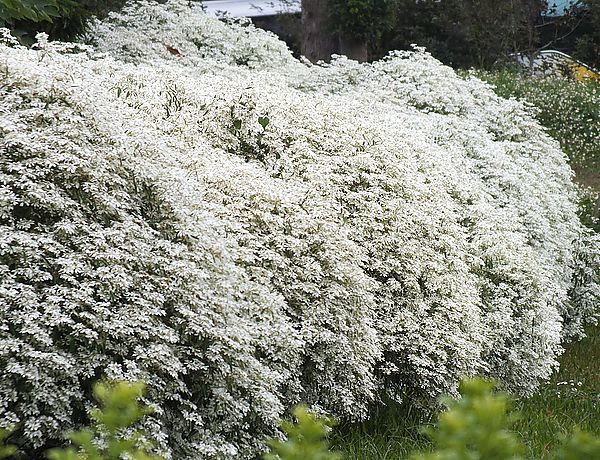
(573, 1), (600, 69)
(411, 379), (526, 460)
(553, 429), (600, 459)
(364, 0), (543, 67)
(356, 0), (595, 68)
(48, 381), (163, 460)
(0, 0), (62, 23)
(329, 0), (397, 42)
(0, 429), (16, 459)
(264, 405), (342, 460)
(258, 116), (270, 129)
(0, 0), (88, 42)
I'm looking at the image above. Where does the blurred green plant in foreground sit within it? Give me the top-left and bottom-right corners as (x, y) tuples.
(2, 378), (599, 459)
(265, 378), (600, 460)
(0, 429), (16, 459)
(410, 379), (526, 460)
(264, 405), (342, 460)
(48, 381), (163, 460)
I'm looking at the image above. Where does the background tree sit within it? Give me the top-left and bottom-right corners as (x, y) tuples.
(573, 0), (600, 67)
(329, 0), (397, 61)
(377, 0), (544, 68)
(303, 0), (594, 69)
(301, 0), (338, 61)
(301, 0), (397, 62)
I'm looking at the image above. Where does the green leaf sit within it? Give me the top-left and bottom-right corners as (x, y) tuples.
(0, 428), (17, 459)
(258, 116), (270, 129)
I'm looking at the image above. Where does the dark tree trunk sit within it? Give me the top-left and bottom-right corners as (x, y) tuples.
(301, 0), (338, 62)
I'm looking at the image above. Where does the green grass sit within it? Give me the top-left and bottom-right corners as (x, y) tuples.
(331, 402), (433, 459)
(332, 326), (600, 459)
(514, 325), (600, 459)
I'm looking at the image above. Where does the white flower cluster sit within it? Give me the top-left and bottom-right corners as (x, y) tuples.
(477, 70), (600, 180)
(472, 71), (600, 338)
(0, 1), (598, 458)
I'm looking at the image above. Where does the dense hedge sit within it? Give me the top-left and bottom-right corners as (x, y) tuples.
(0, 1), (598, 458)
(478, 71), (600, 191)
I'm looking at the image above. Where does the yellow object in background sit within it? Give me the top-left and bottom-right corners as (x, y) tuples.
(513, 50), (600, 82)
(569, 62), (600, 83)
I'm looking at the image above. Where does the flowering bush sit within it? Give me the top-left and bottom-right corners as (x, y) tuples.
(0, 1), (598, 458)
(477, 70), (600, 189)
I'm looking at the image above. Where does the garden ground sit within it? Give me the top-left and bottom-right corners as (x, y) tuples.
(333, 325), (600, 459)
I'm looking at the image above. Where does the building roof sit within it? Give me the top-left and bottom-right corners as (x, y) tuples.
(202, 0), (300, 18)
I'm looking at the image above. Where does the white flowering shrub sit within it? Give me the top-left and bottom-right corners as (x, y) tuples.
(567, 231), (600, 337)
(476, 70), (600, 186)
(85, 0), (295, 69)
(0, 1), (598, 458)
(0, 29), (303, 459)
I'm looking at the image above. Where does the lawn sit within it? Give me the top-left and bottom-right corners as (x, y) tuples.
(332, 326), (600, 459)
(515, 325), (600, 458)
